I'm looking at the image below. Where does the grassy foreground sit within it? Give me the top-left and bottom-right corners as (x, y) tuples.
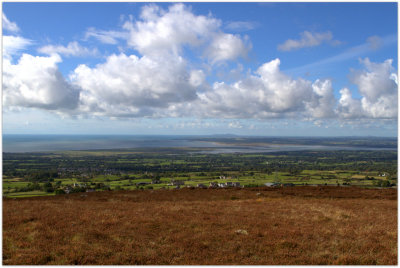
(3, 187), (397, 265)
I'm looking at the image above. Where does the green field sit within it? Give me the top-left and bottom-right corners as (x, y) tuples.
(4, 190), (55, 198)
(3, 148), (397, 198)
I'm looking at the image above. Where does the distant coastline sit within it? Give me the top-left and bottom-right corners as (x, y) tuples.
(3, 134), (397, 153)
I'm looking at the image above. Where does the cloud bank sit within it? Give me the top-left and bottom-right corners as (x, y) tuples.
(2, 5), (398, 124)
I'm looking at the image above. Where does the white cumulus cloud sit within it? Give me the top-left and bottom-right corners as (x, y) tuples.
(305, 79), (336, 118)
(126, 3), (220, 56)
(205, 33), (250, 64)
(70, 53), (201, 117)
(337, 58), (397, 119)
(195, 58), (335, 119)
(3, 54), (80, 111)
(337, 88), (364, 119)
(124, 3), (250, 63)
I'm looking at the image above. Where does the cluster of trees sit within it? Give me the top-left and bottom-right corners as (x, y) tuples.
(9, 181), (113, 195)
(372, 180), (396, 187)
(13, 181), (61, 193)
(27, 171), (59, 182)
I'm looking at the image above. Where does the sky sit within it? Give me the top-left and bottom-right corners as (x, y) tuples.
(2, 2), (398, 136)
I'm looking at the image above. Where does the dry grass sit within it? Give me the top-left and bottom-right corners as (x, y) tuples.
(3, 186), (397, 265)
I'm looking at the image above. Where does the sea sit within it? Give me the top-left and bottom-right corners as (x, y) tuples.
(2, 134), (397, 154)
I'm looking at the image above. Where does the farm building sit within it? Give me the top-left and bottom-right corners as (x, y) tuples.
(64, 186), (73, 194)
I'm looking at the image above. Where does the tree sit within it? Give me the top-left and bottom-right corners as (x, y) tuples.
(43, 182), (54, 193)
(55, 189), (66, 195)
(71, 187), (86, 193)
(381, 180), (391, 187)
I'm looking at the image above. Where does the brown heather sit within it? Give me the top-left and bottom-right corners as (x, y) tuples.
(3, 186), (397, 265)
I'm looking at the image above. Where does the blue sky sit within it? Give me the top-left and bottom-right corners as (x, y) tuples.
(2, 2), (398, 136)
